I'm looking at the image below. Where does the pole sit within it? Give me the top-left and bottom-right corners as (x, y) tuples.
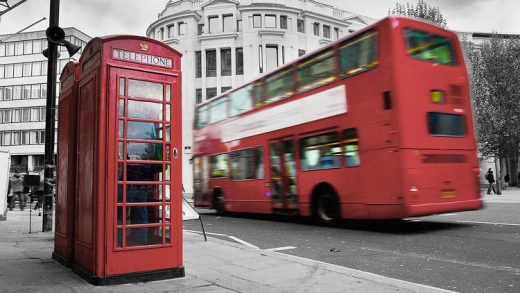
(42, 0), (60, 232)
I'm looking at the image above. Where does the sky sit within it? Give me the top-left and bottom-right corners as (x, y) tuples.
(0, 0), (519, 38)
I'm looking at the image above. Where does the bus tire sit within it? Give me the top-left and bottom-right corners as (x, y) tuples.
(213, 190), (225, 214)
(314, 192), (340, 224)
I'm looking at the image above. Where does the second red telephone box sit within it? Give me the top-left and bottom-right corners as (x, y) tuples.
(70, 36), (183, 285)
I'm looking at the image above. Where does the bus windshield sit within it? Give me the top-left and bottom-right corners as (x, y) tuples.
(404, 28), (456, 65)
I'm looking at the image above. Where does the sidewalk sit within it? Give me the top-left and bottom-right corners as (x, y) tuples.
(481, 187), (520, 204)
(0, 210), (452, 293)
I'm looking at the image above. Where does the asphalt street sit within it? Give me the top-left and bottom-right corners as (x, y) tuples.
(183, 192), (520, 293)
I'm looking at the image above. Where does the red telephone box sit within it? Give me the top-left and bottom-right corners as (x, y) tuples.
(70, 36), (183, 285)
(54, 60), (80, 266)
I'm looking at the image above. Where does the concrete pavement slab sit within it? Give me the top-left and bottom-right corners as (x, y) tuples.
(0, 209), (454, 292)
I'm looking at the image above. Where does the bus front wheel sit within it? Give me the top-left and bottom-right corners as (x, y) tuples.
(314, 193), (340, 224)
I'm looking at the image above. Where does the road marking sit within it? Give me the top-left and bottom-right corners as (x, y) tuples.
(184, 229), (228, 237)
(455, 220), (520, 226)
(228, 236), (260, 250)
(264, 246), (297, 252)
(439, 213), (458, 217)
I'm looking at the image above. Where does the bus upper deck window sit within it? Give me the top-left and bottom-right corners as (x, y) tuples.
(404, 28), (456, 65)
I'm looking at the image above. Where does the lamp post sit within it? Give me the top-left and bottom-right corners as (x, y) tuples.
(41, 0), (81, 232)
(42, 0), (60, 232)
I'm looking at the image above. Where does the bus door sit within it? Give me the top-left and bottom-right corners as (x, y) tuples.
(269, 139), (298, 210)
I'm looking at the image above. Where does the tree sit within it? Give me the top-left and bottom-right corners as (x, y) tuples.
(463, 35), (520, 186)
(388, 0), (447, 28)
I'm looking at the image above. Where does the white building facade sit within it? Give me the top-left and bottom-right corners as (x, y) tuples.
(147, 0), (374, 192)
(0, 28), (90, 173)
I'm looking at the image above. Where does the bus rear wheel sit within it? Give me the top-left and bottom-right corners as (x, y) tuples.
(314, 193), (340, 224)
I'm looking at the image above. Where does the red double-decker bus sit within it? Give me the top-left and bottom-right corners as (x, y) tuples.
(192, 16), (482, 222)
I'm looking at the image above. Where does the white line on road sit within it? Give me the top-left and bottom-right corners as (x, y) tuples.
(184, 229), (228, 236)
(455, 220), (520, 226)
(264, 246), (297, 252)
(228, 236), (260, 250)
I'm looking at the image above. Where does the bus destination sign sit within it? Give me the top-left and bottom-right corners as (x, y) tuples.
(112, 48), (173, 68)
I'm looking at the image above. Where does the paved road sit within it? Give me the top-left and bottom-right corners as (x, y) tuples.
(183, 192), (520, 293)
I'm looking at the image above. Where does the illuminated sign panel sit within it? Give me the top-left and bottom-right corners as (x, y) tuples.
(112, 48), (173, 68)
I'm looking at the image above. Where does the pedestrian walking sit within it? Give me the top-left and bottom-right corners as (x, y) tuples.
(504, 173), (510, 190)
(9, 173), (26, 210)
(486, 168), (497, 195)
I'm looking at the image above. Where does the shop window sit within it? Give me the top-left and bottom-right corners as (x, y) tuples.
(296, 50), (335, 93)
(300, 132), (341, 171)
(210, 153), (228, 178)
(343, 128), (360, 167)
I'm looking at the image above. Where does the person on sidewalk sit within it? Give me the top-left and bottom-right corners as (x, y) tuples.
(10, 173), (26, 210)
(504, 173), (510, 190)
(486, 168), (497, 195)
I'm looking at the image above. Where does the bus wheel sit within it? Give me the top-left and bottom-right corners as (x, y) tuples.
(214, 192), (225, 214)
(314, 193), (340, 224)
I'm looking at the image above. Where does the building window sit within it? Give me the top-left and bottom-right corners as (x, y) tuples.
(198, 24), (204, 35)
(0, 65), (4, 78)
(258, 45), (263, 73)
(298, 49), (306, 57)
(15, 42), (23, 55)
(4, 64), (13, 78)
(206, 50), (216, 77)
(209, 16), (219, 34)
(6, 43), (15, 56)
(221, 87), (232, 94)
(280, 15), (288, 29)
(13, 86), (22, 100)
(334, 27), (340, 39)
(23, 85), (31, 99)
(265, 45), (278, 72)
(265, 15), (276, 28)
(178, 22), (186, 35)
(167, 25), (175, 38)
(14, 63), (23, 78)
(237, 19), (242, 32)
(253, 14), (262, 28)
(206, 87), (217, 100)
(33, 40), (42, 55)
(223, 15), (233, 32)
(313, 23), (320, 36)
(159, 28), (164, 40)
(323, 25), (331, 39)
(195, 51), (202, 78)
(196, 89), (202, 104)
(297, 19), (305, 33)
(33, 61), (41, 76)
(236, 47), (243, 75)
(221, 48), (232, 76)
(0, 43), (5, 56)
(23, 63), (32, 77)
(23, 41), (32, 54)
